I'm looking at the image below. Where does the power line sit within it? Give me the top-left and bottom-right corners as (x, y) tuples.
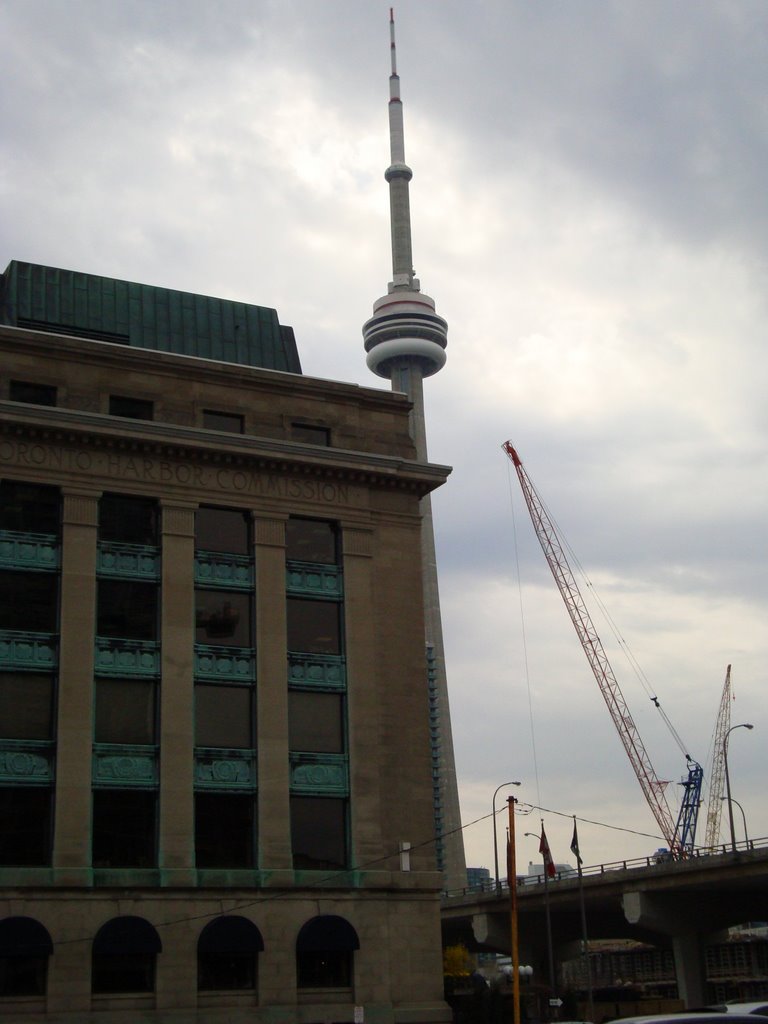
(38, 802), (664, 952)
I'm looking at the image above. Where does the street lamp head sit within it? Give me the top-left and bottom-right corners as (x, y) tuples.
(491, 780), (523, 890)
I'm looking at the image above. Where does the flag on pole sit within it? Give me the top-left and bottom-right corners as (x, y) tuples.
(570, 817), (583, 866)
(539, 825), (556, 878)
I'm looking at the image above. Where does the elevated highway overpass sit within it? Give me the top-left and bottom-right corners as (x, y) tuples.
(441, 841), (768, 1006)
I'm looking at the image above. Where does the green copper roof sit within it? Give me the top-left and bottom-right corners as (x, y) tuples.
(0, 260), (301, 373)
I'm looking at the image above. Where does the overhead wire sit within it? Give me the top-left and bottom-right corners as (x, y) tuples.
(505, 457), (542, 809)
(47, 799), (667, 952)
(525, 464), (696, 770)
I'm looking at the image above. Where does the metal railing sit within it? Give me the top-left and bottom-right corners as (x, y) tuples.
(442, 834), (768, 901)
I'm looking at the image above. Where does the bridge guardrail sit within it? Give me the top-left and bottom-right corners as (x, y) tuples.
(443, 834), (768, 901)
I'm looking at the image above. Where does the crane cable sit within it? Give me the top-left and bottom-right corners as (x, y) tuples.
(506, 459), (543, 809)
(518, 462), (696, 766)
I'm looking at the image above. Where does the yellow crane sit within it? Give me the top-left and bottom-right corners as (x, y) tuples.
(703, 665), (733, 850)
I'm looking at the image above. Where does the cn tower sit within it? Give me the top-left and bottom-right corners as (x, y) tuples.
(363, 10), (466, 890)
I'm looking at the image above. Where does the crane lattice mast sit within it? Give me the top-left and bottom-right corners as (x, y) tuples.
(704, 665), (732, 850)
(503, 441), (681, 852)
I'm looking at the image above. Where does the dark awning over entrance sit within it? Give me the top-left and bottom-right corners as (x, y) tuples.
(92, 916), (162, 955)
(296, 915), (360, 952)
(0, 917), (54, 957)
(198, 916), (264, 954)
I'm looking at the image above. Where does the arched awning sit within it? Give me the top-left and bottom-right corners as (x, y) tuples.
(198, 916), (264, 954)
(93, 916), (162, 955)
(296, 915), (359, 952)
(0, 917), (53, 957)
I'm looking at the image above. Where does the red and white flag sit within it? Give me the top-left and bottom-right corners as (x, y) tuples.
(539, 825), (556, 878)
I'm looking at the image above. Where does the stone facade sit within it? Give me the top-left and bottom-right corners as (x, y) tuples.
(0, 322), (452, 1023)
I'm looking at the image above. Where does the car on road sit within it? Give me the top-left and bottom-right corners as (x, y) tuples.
(606, 1014), (760, 1024)
(710, 1005), (768, 1017)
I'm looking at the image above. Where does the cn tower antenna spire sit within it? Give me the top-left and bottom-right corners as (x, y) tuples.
(390, 7), (396, 74)
(386, 7), (416, 290)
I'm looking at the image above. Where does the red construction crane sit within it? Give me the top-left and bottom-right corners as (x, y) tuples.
(503, 441), (701, 856)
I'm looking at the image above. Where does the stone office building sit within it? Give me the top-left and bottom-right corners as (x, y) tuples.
(0, 260), (453, 1023)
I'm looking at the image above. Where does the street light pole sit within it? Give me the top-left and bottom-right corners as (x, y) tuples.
(508, 796), (521, 1024)
(721, 795), (750, 847)
(493, 781), (521, 891)
(723, 723), (753, 853)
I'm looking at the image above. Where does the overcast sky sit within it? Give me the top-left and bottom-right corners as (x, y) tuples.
(2, 0), (766, 878)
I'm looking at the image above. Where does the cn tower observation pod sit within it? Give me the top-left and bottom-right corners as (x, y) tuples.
(362, 288), (448, 379)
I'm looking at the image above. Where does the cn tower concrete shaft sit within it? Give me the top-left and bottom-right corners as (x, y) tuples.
(362, 12), (466, 891)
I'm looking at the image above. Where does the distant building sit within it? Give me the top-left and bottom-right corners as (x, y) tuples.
(0, 260), (452, 1022)
(562, 932), (768, 1012)
(466, 866), (492, 892)
(525, 860), (576, 880)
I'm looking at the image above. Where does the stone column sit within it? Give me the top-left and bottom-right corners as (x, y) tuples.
(53, 487), (100, 882)
(158, 501), (197, 885)
(254, 514), (292, 871)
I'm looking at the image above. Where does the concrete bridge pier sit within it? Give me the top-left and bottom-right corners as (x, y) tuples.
(623, 891), (708, 1007)
(470, 912), (557, 993)
(470, 912), (508, 952)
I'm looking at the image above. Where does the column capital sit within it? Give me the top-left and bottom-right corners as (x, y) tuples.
(61, 488), (101, 526)
(252, 513), (287, 549)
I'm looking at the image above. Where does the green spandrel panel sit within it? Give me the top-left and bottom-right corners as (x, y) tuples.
(0, 260), (302, 372)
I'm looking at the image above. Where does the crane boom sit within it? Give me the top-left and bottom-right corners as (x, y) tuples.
(503, 441), (681, 851)
(704, 665), (732, 849)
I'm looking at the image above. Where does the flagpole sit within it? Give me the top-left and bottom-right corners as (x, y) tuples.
(572, 816), (594, 1023)
(508, 796), (521, 1024)
(541, 819), (557, 1018)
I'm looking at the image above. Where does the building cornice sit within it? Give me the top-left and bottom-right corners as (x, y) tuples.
(0, 403), (450, 497)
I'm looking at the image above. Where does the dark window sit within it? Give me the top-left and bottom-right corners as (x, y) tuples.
(203, 410), (244, 434)
(97, 580), (157, 640)
(195, 590), (251, 647)
(0, 481), (59, 535)
(197, 952), (255, 991)
(289, 691), (343, 753)
(196, 507), (250, 555)
(92, 917), (160, 994)
(95, 679), (155, 745)
(92, 953), (155, 994)
(0, 674), (54, 740)
(99, 494), (158, 545)
(109, 395), (154, 420)
(287, 598), (341, 655)
(291, 423), (330, 446)
(9, 380), (57, 406)
(286, 518), (337, 563)
(92, 790), (156, 868)
(296, 949), (352, 988)
(0, 917), (52, 997)
(0, 571), (58, 632)
(291, 797), (347, 871)
(195, 685), (252, 748)
(195, 793), (254, 869)
(197, 916), (263, 992)
(295, 915), (358, 989)
(0, 789), (52, 866)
